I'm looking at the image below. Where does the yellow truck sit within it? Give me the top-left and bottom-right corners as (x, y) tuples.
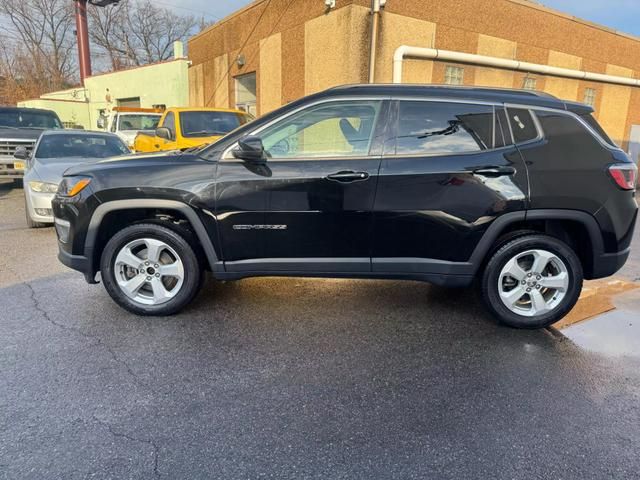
(133, 107), (253, 153)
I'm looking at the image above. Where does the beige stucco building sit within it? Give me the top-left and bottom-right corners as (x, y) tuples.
(188, 0), (640, 159)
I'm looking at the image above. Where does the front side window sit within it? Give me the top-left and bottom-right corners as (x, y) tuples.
(395, 101), (496, 155)
(258, 100), (382, 159)
(163, 112), (176, 139)
(507, 108), (539, 144)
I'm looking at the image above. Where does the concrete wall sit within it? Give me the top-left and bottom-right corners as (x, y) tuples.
(20, 59), (190, 130)
(188, 0), (640, 147)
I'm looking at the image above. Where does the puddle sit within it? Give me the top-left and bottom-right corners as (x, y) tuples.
(561, 306), (640, 357)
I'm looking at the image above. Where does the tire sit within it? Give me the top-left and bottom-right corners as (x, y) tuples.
(480, 234), (583, 329)
(100, 223), (203, 316)
(25, 197), (47, 228)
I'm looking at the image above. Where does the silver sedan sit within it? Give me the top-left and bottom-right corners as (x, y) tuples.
(16, 130), (130, 227)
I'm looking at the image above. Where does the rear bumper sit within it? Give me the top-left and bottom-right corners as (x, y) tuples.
(591, 247), (632, 279)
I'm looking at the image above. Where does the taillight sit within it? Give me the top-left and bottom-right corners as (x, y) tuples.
(608, 163), (638, 191)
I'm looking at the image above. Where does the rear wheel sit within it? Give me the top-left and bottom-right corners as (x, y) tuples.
(480, 234), (583, 329)
(100, 223), (203, 316)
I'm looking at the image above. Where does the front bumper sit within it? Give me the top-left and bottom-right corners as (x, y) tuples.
(0, 159), (24, 179)
(57, 247), (98, 284)
(25, 189), (55, 224)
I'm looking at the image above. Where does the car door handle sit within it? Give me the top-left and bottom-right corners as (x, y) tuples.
(472, 166), (516, 177)
(326, 171), (370, 183)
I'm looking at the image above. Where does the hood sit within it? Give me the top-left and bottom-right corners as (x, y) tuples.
(0, 128), (46, 141)
(62, 150), (194, 177)
(32, 157), (106, 184)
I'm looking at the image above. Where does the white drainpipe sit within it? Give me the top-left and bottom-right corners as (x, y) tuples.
(392, 45), (640, 87)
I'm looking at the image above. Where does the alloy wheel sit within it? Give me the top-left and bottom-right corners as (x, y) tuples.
(497, 249), (570, 317)
(113, 238), (185, 306)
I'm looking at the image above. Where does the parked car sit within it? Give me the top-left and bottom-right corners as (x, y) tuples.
(52, 85), (638, 329)
(133, 107), (253, 153)
(97, 107), (163, 150)
(20, 130), (129, 227)
(0, 107), (64, 185)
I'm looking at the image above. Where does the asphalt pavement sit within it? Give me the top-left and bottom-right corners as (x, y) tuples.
(1, 180), (640, 479)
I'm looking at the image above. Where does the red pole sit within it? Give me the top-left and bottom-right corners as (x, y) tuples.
(74, 0), (92, 84)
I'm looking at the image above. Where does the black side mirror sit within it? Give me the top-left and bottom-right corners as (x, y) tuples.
(14, 146), (29, 160)
(156, 127), (173, 141)
(232, 136), (267, 164)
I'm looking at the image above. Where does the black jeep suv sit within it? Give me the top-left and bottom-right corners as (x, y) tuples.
(52, 85), (638, 329)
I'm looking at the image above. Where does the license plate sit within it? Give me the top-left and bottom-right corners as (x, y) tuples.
(14, 161), (25, 171)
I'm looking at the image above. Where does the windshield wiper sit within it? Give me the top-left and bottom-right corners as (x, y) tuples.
(186, 130), (227, 136)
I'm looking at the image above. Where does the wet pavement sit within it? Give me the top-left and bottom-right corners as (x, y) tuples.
(1, 180), (640, 479)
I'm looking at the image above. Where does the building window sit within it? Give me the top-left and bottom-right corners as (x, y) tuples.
(584, 88), (597, 107)
(235, 73), (257, 117)
(444, 66), (464, 86)
(523, 77), (537, 91)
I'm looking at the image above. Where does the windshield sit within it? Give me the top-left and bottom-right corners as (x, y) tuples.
(36, 134), (130, 160)
(0, 110), (63, 129)
(117, 114), (161, 131)
(180, 111), (249, 138)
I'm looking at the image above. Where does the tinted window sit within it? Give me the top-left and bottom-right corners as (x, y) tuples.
(507, 108), (539, 144)
(395, 102), (495, 155)
(36, 134), (129, 160)
(180, 111), (243, 138)
(580, 113), (616, 147)
(0, 110), (62, 129)
(259, 101), (382, 159)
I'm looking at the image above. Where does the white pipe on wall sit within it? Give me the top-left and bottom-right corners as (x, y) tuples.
(392, 45), (640, 87)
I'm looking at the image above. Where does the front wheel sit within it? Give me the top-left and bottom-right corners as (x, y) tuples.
(480, 234), (583, 329)
(100, 223), (203, 316)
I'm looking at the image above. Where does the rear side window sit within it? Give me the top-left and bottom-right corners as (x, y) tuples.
(507, 108), (539, 144)
(580, 113), (616, 147)
(395, 101), (498, 155)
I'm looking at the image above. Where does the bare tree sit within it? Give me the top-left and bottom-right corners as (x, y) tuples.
(88, 0), (198, 71)
(0, 0), (76, 91)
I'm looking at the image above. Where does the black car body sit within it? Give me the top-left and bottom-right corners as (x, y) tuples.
(0, 107), (64, 180)
(52, 85), (638, 328)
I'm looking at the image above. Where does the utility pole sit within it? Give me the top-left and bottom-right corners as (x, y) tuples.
(73, 0), (120, 85)
(368, 0), (386, 83)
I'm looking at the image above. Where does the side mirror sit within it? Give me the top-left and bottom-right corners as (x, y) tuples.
(14, 146), (29, 160)
(97, 117), (106, 129)
(232, 136), (267, 164)
(156, 127), (173, 141)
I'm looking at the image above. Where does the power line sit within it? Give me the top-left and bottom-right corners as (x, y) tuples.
(204, 0), (277, 107)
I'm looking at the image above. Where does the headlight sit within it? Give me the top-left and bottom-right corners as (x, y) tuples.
(57, 176), (92, 197)
(29, 181), (59, 193)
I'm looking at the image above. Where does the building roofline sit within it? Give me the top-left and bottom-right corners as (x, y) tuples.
(85, 57), (189, 80)
(20, 97), (88, 105)
(189, 0), (640, 46)
(189, 0), (273, 43)
(510, 0), (640, 44)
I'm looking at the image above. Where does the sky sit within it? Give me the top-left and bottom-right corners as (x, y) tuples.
(169, 0), (640, 37)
